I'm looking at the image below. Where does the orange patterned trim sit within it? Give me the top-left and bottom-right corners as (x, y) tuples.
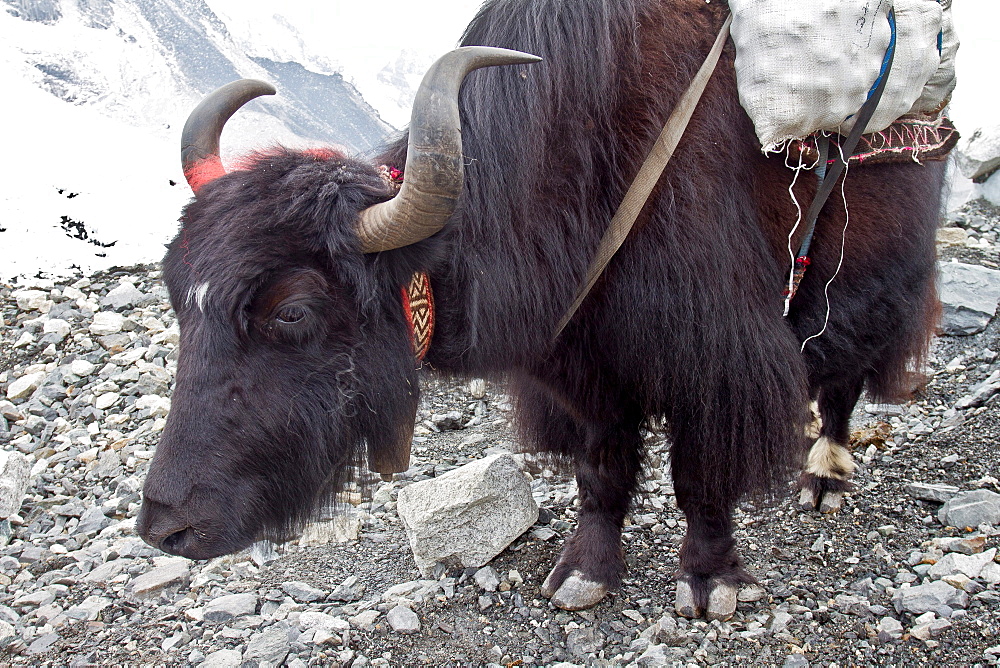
(401, 272), (434, 361)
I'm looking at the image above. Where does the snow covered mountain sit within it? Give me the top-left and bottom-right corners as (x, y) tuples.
(0, 0), (395, 281)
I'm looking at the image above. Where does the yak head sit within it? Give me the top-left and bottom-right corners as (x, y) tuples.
(136, 47), (539, 560)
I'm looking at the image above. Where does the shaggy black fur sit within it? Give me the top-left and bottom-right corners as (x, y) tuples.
(139, 0), (944, 613)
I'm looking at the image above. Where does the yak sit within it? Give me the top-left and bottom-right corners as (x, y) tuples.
(137, 0), (944, 621)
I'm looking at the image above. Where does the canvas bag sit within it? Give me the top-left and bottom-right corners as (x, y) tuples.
(730, 0), (958, 153)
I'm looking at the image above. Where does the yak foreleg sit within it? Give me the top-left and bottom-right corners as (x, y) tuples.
(537, 413), (644, 610)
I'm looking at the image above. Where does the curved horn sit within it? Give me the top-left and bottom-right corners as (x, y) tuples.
(181, 79), (276, 192)
(357, 47), (541, 253)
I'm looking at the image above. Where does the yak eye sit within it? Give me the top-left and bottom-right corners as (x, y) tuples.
(275, 304), (307, 325)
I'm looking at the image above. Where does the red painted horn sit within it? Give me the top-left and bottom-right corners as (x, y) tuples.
(180, 79), (276, 193)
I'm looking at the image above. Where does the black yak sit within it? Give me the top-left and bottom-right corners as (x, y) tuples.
(138, 0), (945, 620)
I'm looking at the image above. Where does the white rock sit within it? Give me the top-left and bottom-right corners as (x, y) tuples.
(6, 371), (46, 401)
(89, 311), (125, 336)
(134, 395), (171, 418)
(0, 451), (31, 518)
(386, 604), (420, 634)
(939, 262), (1000, 336)
(938, 489), (1000, 529)
(13, 290), (51, 312)
(199, 649), (243, 668)
(468, 378), (487, 399)
(893, 581), (969, 614)
(877, 616), (903, 639)
(42, 319), (71, 341)
(956, 123), (1000, 180)
(95, 392), (120, 410)
(203, 594), (258, 623)
(928, 548), (997, 580)
(347, 609), (379, 630)
(70, 359), (97, 378)
(127, 559), (190, 601)
(102, 282), (145, 309)
(244, 624), (290, 665)
(396, 454), (538, 576)
(299, 611), (350, 633)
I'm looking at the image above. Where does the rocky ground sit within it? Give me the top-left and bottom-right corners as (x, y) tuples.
(0, 200), (999, 667)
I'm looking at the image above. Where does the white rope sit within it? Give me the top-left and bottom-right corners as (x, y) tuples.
(800, 141), (851, 352)
(782, 148), (807, 317)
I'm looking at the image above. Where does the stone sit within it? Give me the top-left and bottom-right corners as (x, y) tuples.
(468, 378), (487, 399)
(203, 593), (258, 623)
(955, 370), (1000, 410)
(89, 311), (125, 336)
(94, 392), (120, 410)
(6, 371), (45, 401)
(299, 611), (350, 633)
(348, 609), (380, 631)
(928, 548), (997, 580)
(396, 454), (538, 576)
(102, 282), (145, 309)
(199, 649), (243, 667)
(937, 535), (987, 555)
(474, 566), (501, 592)
(876, 616), (903, 640)
(64, 596), (112, 621)
(907, 482), (960, 503)
(938, 489), (1000, 529)
(770, 610), (793, 633)
(956, 122), (1000, 181)
(27, 632), (59, 655)
(128, 559), (190, 601)
(936, 227), (969, 246)
(13, 289), (50, 311)
(84, 559), (125, 583)
(636, 643), (686, 666)
(0, 451), (31, 518)
(134, 395), (171, 418)
(783, 655), (810, 668)
(69, 359), (96, 378)
(0, 620), (15, 645)
(42, 318), (71, 342)
(281, 581), (326, 603)
(911, 617), (953, 641)
(386, 604), (420, 634)
(939, 262), (1000, 336)
(74, 506), (112, 535)
(893, 581), (969, 615)
(244, 623), (291, 665)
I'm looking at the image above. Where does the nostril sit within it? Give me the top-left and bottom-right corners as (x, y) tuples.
(160, 527), (195, 555)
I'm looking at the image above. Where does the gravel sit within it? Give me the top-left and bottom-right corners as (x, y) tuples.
(0, 199), (998, 666)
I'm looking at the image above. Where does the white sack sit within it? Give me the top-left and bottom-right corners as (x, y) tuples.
(910, 0), (959, 115)
(730, 0), (955, 152)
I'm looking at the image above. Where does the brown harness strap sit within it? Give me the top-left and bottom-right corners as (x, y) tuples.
(553, 14), (732, 339)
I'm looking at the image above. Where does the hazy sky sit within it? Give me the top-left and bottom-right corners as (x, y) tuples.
(205, 0), (998, 132)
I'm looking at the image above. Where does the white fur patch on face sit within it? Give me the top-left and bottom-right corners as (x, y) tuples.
(804, 400), (823, 439)
(805, 436), (856, 480)
(187, 281), (210, 313)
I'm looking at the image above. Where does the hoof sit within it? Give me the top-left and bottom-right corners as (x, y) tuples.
(675, 579), (739, 621)
(706, 582), (738, 621)
(798, 479), (847, 513)
(675, 579), (700, 618)
(542, 569), (608, 610)
(819, 490), (844, 513)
